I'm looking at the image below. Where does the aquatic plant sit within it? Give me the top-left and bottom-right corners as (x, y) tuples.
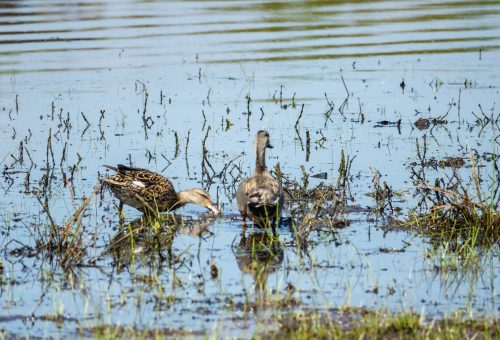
(401, 151), (500, 265)
(33, 185), (100, 270)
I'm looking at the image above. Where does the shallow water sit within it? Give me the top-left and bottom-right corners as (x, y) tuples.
(1, 0), (499, 337)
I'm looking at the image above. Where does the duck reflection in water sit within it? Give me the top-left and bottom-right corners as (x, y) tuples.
(233, 230), (284, 302)
(105, 214), (213, 270)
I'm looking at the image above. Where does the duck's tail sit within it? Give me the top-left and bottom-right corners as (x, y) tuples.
(247, 188), (281, 218)
(103, 164), (119, 172)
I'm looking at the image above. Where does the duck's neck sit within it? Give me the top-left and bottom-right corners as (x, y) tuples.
(176, 189), (196, 206)
(255, 145), (267, 173)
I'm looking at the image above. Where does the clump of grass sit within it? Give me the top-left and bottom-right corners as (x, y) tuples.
(369, 167), (396, 216)
(90, 325), (195, 339)
(33, 185), (100, 270)
(260, 309), (499, 339)
(281, 149), (354, 243)
(405, 189), (500, 244)
(393, 149), (500, 274)
(401, 152), (500, 249)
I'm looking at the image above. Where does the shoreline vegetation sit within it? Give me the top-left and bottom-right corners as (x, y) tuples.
(88, 309), (499, 339)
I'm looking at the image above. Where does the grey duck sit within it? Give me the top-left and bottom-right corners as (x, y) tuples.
(236, 130), (284, 229)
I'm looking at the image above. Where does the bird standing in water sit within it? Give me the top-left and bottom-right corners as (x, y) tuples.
(236, 130), (284, 231)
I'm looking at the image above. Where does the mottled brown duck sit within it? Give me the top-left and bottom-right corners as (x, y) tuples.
(236, 130), (284, 229)
(101, 164), (219, 215)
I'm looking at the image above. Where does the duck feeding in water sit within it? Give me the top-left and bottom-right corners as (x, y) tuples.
(101, 164), (219, 216)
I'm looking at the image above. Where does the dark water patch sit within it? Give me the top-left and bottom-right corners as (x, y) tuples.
(206, 45), (500, 63)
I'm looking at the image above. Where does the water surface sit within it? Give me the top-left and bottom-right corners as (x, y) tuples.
(0, 0), (499, 337)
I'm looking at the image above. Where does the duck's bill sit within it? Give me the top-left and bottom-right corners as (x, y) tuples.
(207, 203), (220, 215)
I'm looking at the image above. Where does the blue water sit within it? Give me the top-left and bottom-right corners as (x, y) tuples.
(0, 0), (499, 337)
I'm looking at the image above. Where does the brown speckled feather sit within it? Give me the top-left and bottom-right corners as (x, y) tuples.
(101, 164), (179, 212)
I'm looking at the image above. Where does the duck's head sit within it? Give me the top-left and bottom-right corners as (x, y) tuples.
(177, 188), (220, 214)
(256, 130), (273, 150)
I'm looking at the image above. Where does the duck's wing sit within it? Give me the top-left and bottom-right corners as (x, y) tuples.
(101, 164), (178, 211)
(237, 173), (284, 217)
(102, 164), (172, 189)
(247, 175), (282, 208)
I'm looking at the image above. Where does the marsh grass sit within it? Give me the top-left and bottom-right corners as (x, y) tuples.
(91, 325), (195, 339)
(2, 82), (499, 338)
(260, 309), (499, 340)
(401, 152), (500, 249)
(33, 184), (100, 270)
(369, 167), (396, 216)
(390, 150), (500, 275)
(281, 149), (354, 246)
(404, 188), (499, 246)
(87, 309), (499, 339)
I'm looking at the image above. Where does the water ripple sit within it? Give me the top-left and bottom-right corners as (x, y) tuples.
(0, 0), (498, 73)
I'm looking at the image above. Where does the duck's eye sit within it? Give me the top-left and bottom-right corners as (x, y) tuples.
(198, 191), (210, 199)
